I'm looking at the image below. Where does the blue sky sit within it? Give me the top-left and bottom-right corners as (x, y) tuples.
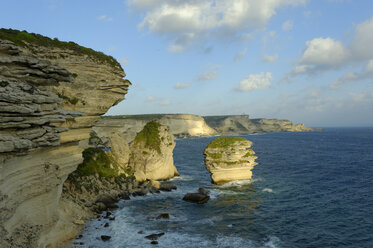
(1, 0), (373, 127)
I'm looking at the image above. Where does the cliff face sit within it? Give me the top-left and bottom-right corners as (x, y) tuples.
(0, 32), (130, 248)
(94, 114), (217, 142)
(128, 121), (179, 181)
(96, 114), (313, 141)
(203, 115), (313, 134)
(204, 137), (257, 184)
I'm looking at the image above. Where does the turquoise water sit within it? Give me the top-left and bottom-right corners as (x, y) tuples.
(75, 128), (373, 248)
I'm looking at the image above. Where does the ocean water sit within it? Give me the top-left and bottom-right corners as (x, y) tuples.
(74, 128), (373, 248)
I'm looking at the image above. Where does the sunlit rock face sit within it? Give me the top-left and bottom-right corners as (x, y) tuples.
(128, 121), (179, 181)
(204, 137), (258, 185)
(0, 31), (130, 248)
(203, 115), (313, 134)
(93, 114), (217, 143)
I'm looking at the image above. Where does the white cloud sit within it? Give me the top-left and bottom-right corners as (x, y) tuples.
(146, 95), (159, 102)
(198, 71), (217, 81)
(330, 60), (373, 89)
(351, 17), (373, 60)
(234, 48), (247, 62)
(120, 58), (129, 66)
(174, 82), (191, 89)
(282, 20), (293, 31)
(145, 95), (171, 106)
(235, 72), (272, 92)
(262, 54), (278, 63)
(288, 16), (373, 80)
(168, 44), (185, 53)
(128, 0), (306, 51)
(159, 99), (171, 106)
(97, 15), (113, 22)
(287, 37), (350, 77)
(303, 10), (312, 17)
(299, 38), (350, 67)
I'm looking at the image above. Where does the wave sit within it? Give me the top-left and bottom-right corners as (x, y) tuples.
(262, 188), (274, 193)
(218, 178), (261, 188)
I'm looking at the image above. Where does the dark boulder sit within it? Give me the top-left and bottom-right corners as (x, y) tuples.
(156, 213), (170, 220)
(159, 182), (177, 192)
(145, 233), (165, 240)
(101, 235), (111, 241)
(182, 188), (210, 204)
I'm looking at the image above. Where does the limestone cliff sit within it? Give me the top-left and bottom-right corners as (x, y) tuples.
(204, 137), (257, 184)
(94, 114), (217, 142)
(0, 29), (130, 247)
(128, 120), (179, 181)
(203, 115), (313, 134)
(95, 114), (313, 140)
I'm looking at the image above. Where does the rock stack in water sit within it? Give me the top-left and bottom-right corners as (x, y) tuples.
(129, 120), (179, 181)
(204, 137), (257, 184)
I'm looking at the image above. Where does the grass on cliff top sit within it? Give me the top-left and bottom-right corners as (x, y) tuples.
(0, 28), (122, 69)
(77, 148), (122, 178)
(206, 136), (248, 149)
(133, 120), (162, 154)
(102, 114), (168, 120)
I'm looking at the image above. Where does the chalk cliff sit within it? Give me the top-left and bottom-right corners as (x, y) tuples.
(0, 29), (130, 247)
(203, 115), (313, 134)
(128, 121), (179, 181)
(96, 114), (313, 140)
(94, 114), (217, 142)
(204, 137), (258, 184)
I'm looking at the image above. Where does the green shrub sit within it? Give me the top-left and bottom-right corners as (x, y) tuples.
(243, 149), (254, 157)
(77, 148), (119, 178)
(206, 136), (248, 149)
(206, 152), (222, 159)
(133, 120), (162, 154)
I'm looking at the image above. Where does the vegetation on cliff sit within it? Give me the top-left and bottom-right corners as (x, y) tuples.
(206, 136), (248, 149)
(0, 28), (121, 69)
(133, 120), (162, 154)
(76, 148), (132, 178)
(102, 114), (168, 120)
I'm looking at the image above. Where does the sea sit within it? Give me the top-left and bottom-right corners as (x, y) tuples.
(73, 128), (373, 248)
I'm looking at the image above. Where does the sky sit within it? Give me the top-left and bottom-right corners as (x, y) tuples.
(1, 0), (373, 127)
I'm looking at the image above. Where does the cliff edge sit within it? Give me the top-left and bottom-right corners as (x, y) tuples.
(0, 29), (130, 247)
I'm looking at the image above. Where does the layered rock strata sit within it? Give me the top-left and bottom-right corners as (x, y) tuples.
(94, 114), (217, 142)
(95, 114), (313, 141)
(203, 115), (313, 134)
(204, 137), (258, 184)
(129, 120), (179, 181)
(0, 30), (130, 248)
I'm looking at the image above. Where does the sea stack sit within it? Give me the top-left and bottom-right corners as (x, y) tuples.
(129, 120), (179, 181)
(204, 137), (257, 184)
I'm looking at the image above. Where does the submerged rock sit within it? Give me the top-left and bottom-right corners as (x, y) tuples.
(145, 233), (165, 240)
(204, 136), (257, 184)
(159, 181), (177, 192)
(101, 235), (111, 241)
(156, 213), (170, 219)
(182, 188), (210, 204)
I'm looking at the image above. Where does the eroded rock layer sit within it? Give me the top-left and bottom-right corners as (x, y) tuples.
(203, 115), (313, 134)
(94, 114), (217, 142)
(204, 137), (258, 184)
(129, 121), (179, 181)
(0, 32), (130, 248)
